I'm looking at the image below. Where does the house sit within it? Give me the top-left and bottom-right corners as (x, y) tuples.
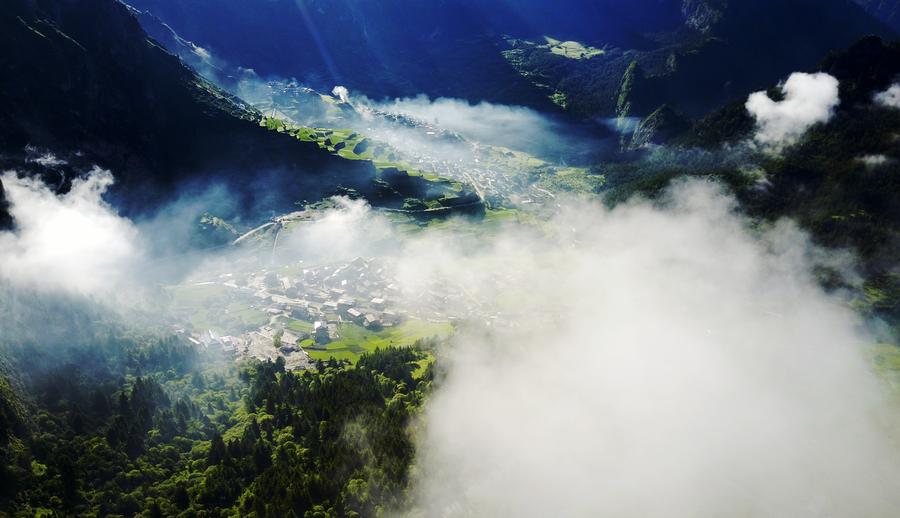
(347, 308), (363, 323)
(364, 313), (382, 330)
(382, 310), (401, 325)
(314, 321), (330, 344)
(370, 297), (386, 310)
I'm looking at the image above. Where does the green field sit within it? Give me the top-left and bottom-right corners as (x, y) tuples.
(306, 319), (452, 364)
(871, 343), (900, 395)
(286, 319), (314, 333)
(544, 36), (606, 60)
(168, 284), (268, 335)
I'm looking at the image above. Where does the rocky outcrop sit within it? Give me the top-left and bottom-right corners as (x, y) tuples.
(0, 180), (12, 231)
(854, 0), (900, 31)
(682, 0), (727, 33)
(628, 105), (692, 149)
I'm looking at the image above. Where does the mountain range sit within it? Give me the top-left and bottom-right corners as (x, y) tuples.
(126, 0), (895, 120)
(0, 0), (469, 224)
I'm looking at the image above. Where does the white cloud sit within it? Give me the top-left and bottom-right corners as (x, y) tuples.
(368, 95), (572, 156)
(875, 83), (900, 110)
(275, 196), (395, 263)
(746, 72), (840, 150)
(390, 181), (900, 517)
(0, 168), (141, 295)
(331, 85), (350, 103)
(858, 154), (894, 168)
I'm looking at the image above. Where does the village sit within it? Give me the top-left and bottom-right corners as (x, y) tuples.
(173, 256), (474, 370)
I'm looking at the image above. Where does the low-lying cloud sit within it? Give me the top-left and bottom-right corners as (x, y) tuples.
(875, 83), (900, 110)
(0, 168), (141, 296)
(3, 159), (899, 517)
(746, 72), (840, 151)
(370, 95), (572, 155)
(387, 181), (900, 517)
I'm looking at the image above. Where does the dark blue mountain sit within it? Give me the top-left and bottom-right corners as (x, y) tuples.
(0, 0), (453, 225)
(855, 0), (900, 31)
(126, 0), (893, 119)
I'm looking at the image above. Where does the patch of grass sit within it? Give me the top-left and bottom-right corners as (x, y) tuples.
(543, 36), (606, 60)
(167, 284), (267, 335)
(411, 355), (434, 380)
(870, 343), (900, 396)
(305, 320), (452, 364)
(286, 319), (314, 333)
(169, 284), (229, 307)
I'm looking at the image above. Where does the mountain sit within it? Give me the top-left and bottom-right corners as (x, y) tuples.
(126, 0), (893, 121)
(855, 0), (900, 31)
(0, 0), (458, 224)
(512, 0), (895, 118)
(616, 37), (900, 325)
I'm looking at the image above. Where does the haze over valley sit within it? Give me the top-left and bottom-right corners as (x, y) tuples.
(2, 1), (900, 516)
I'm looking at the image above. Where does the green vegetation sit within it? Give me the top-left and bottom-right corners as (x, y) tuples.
(605, 38), (900, 330)
(542, 36), (606, 60)
(307, 320), (452, 364)
(0, 322), (431, 516)
(168, 284), (268, 336)
(259, 117), (484, 217)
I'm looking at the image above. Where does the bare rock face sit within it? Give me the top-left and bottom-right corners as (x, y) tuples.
(853, 0), (900, 32)
(0, 179), (12, 231)
(627, 104), (691, 150)
(681, 0), (727, 33)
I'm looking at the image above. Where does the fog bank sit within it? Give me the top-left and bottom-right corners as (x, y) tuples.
(402, 181), (900, 517)
(0, 169), (141, 296)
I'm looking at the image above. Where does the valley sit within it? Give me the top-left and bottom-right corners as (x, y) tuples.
(1, 0), (900, 516)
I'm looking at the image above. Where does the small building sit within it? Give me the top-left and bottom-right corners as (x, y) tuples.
(382, 310), (401, 325)
(314, 321), (330, 344)
(364, 313), (382, 330)
(347, 308), (363, 323)
(370, 297), (386, 310)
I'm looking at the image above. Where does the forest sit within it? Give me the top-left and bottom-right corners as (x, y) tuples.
(0, 325), (431, 517)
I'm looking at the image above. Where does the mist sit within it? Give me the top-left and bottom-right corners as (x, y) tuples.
(875, 83), (900, 110)
(3, 150), (899, 516)
(0, 168), (142, 296)
(199, 177), (900, 516)
(389, 182), (899, 517)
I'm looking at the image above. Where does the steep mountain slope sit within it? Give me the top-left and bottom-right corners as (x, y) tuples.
(855, 0), (900, 31)
(513, 0), (895, 118)
(126, 0), (893, 121)
(0, 0), (407, 221)
(618, 37), (900, 325)
(124, 0), (555, 109)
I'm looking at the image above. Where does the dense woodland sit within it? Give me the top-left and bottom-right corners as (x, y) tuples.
(0, 323), (431, 517)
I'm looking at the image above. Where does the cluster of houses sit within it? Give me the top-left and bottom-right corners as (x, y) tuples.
(254, 256), (405, 338)
(179, 257), (409, 370)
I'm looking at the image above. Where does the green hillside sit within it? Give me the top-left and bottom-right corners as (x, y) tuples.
(609, 37), (900, 328)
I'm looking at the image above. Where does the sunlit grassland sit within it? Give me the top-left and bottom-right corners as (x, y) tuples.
(306, 319), (452, 364)
(543, 36), (606, 60)
(167, 284), (268, 335)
